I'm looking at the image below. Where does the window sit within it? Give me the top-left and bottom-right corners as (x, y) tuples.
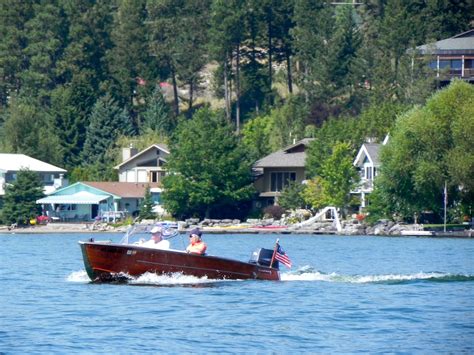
(150, 171), (158, 183)
(270, 172), (296, 192)
(365, 167), (373, 180)
(451, 60), (462, 69)
(150, 171), (166, 182)
(151, 193), (161, 204)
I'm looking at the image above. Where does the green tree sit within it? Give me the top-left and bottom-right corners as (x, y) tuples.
(241, 113), (273, 161)
(20, 1), (67, 105)
(292, 0), (334, 101)
(139, 186), (156, 220)
(278, 180), (305, 210)
(147, 0), (210, 115)
(303, 142), (358, 213)
(319, 142), (359, 211)
(0, 1), (34, 106)
(52, 1), (113, 167)
(1, 169), (44, 225)
(209, 0), (246, 130)
(2, 96), (63, 165)
(82, 95), (135, 166)
(107, 0), (156, 113)
(140, 86), (175, 135)
(370, 80), (474, 221)
(162, 107), (254, 218)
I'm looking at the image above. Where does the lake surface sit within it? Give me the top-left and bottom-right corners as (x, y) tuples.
(1, 232), (473, 353)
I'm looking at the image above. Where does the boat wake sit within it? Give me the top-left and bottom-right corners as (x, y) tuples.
(66, 270), (237, 286)
(67, 267), (474, 285)
(280, 266), (474, 284)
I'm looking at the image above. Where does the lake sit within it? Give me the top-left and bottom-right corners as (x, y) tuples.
(1, 232), (473, 353)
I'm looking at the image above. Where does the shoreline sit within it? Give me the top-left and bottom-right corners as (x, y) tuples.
(1, 223), (472, 238)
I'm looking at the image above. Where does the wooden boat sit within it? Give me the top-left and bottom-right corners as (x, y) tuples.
(79, 224), (280, 282)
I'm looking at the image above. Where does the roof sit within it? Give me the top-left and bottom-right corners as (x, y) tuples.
(0, 154), (66, 173)
(253, 139), (314, 168)
(37, 191), (110, 205)
(353, 143), (382, 167)
(115, 144), (169, 169)
(83, 182), (160, 198)
(417, 29), (474, 55)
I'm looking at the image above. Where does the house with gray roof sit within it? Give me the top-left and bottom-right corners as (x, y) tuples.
(253, 138), (314, 206)
(351, 137), (388, 211)
(115, 144), (169, 184)
(0, 153), (67, 202)
(417, 29), (474, 84)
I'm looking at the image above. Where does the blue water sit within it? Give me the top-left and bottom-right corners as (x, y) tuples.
(1, 233), (473, 353)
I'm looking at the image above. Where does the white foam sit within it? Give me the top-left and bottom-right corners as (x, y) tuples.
(280, 267), (453, 283)
(66, 270), (91, 282)
(130, 272), (238, 285)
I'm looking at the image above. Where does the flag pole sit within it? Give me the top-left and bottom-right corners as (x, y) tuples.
(269, 238), (279, 268)
(444, 180), (447, 233)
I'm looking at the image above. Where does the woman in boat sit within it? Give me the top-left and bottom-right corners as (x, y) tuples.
(186, 228), (207, 255)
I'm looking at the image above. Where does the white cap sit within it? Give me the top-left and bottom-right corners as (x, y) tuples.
(150, 226), (161, 234)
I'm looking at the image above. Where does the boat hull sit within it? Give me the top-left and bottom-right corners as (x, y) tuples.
(79, 242), (280, 281)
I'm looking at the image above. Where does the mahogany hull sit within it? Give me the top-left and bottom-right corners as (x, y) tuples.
(79, 242), (280, 281)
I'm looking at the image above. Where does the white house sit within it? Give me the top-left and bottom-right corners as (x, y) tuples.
(115, 144), (169, 184)
(0, 153), (67, 199)
(352, 137), (388, 210)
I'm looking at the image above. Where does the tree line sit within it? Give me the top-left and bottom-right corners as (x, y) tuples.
(0, 0), (472, 223)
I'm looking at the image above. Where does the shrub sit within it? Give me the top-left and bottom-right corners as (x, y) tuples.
(263, 205), (285, 220)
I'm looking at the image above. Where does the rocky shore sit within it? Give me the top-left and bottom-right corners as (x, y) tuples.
(2, 217), (471, 238)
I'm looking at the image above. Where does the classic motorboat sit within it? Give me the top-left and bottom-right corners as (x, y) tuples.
(79, 224), (281, 282)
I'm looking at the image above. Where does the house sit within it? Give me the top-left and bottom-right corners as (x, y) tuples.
(36, 181), (162, 221)
(253, 139), (314, 207)
(0, 153), (67, 202)
(352, 137), (388, 211)
(115, 144), (169, 184)
(417, 29), (474, 84)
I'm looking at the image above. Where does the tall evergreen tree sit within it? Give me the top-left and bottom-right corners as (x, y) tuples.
(2, 95), (64, 165)
(1, 169), (44, 225)
(20, 1), (67, 106)
(147, 0), (210, 116)
(52, 1), (114, 166)
(209, 0), (246, 131)
(82, 95), (135, 165)
(292, 0), (334, 102)
(140, 86), (174, 135)
(0, 1), (34, 107)
(107, 0), (156, 114)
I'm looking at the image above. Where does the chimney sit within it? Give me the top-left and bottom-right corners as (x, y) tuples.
(122, 144), (138, 162)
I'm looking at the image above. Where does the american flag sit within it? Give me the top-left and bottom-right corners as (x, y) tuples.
(275, 244), (292, 268)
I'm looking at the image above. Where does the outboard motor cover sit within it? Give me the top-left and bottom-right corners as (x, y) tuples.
(249, 248), (279, 268)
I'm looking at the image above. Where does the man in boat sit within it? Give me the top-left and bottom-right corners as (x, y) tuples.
(142, 226), (170, 249)
(186, 228), (207, 255)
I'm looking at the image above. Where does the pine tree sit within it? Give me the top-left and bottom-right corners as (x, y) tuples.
(52, 1), (114, 166)
(2, 95), (63, 165)
(0, 1), (34, 107)
(292, 0), (334, 101)
(140, 86), (174, 135)
(107, 0), (157, 113)
(139, 186), (156, 220)
(147, 0), (210, 116)
(82, 95), (134, 165)
(209, 0), (246, 131)
(20, 1), (67, 105)
(1, 169), (44, 225)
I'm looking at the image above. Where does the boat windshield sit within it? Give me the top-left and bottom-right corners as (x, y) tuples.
(120, 223), (179, 245)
